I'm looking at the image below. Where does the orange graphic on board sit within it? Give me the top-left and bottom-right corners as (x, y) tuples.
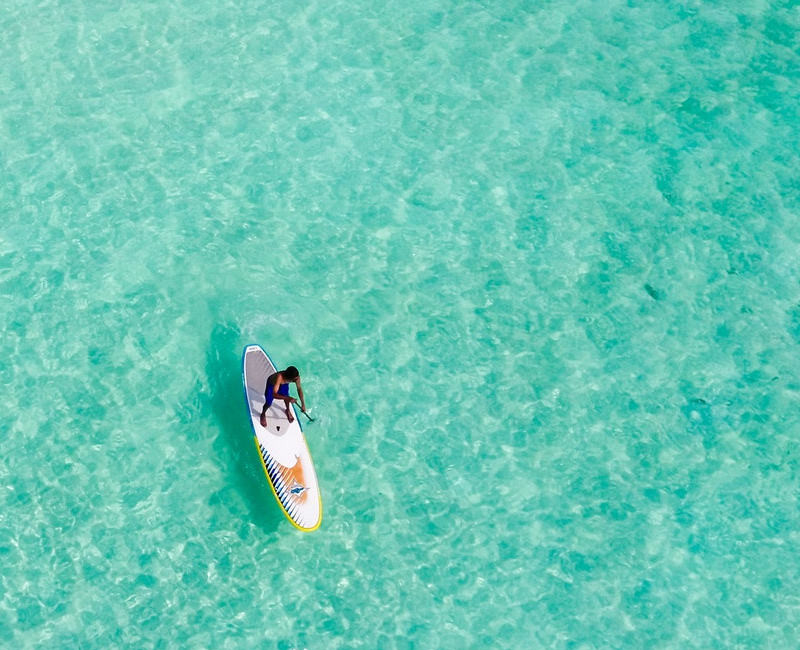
(275, 457), (308, 503)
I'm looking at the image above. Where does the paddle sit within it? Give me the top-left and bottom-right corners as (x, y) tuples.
(298, 405), (315, 422)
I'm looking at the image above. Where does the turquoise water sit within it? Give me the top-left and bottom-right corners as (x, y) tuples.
(2, 0), (799, 647)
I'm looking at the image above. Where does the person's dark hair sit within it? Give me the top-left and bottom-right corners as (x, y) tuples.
(283, 366), (299, 381)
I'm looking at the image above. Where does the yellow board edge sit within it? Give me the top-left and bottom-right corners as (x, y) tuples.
(253, 436), (323, 532)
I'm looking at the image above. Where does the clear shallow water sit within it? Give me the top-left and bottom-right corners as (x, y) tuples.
(1, 0), (799, 647)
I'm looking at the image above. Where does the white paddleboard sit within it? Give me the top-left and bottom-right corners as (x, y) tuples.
(242, 344), (322, 532)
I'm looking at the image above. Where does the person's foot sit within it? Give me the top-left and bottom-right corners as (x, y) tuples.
(260, 413), (267, 427)
(286, 408), (294, 423)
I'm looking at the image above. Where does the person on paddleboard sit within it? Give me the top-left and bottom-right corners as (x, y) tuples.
(260, 365), (306, 427)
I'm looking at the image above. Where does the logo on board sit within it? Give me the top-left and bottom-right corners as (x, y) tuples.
(290, 481), (308, 495)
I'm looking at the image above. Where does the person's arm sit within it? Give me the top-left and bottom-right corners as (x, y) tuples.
(296, 378), (306, 412)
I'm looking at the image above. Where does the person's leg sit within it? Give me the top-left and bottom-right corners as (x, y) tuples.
(278, 384), (294, 423)
(260, 384), (275, 427)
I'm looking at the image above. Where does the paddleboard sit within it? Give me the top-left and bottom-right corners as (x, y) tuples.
(242, 344), (322, 532)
